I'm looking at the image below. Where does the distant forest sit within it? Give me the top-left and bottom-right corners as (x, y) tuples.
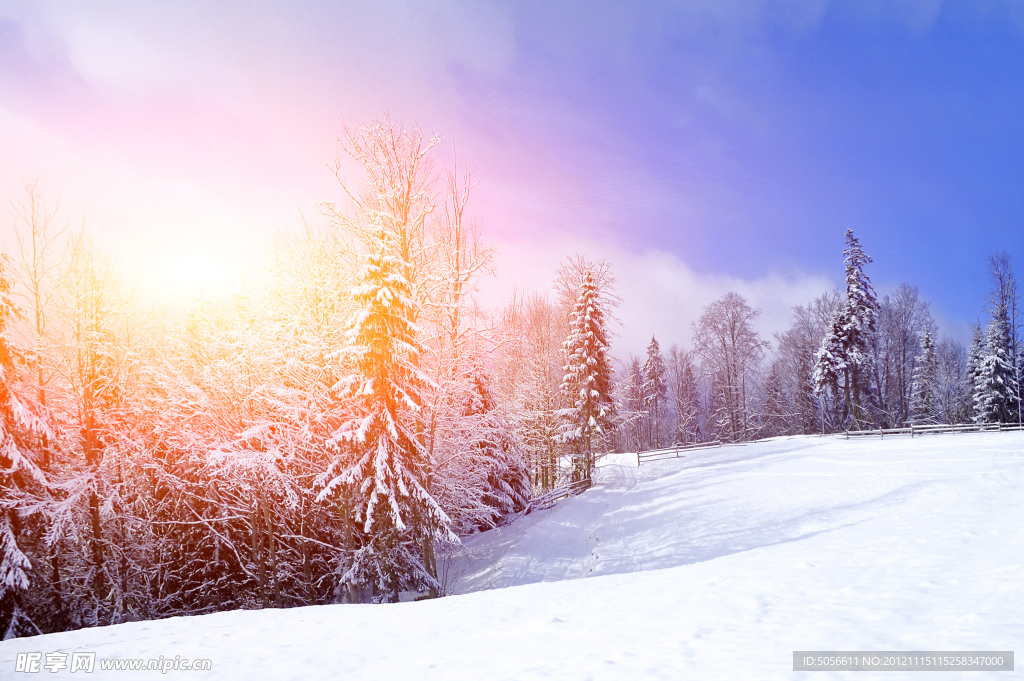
(1, 116), (1020, 637)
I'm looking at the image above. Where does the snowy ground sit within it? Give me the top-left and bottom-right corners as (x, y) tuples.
(2, 432), (1022, 679)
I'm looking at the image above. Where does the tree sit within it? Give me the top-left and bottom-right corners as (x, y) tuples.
(320, 115), (442, 315)
(10, 179), (66, 469)
(814, 229), (878, 430)
(642, 336), (667, 448)
(614, 355), (646, 452)
(761, 360), (789, 437)
(974, 305), (1016, 424)
(317, 236), (455, 603)
(50, 232), (135, 617)
(777, 291), (842, 434)
(966, 324), (985, 423)
(910, 327), (939, 424)
(985, 253), (1021, 423)
(7, 180), (66, 632)
(935, 337), (970, 424)
(813, 306), (847, 423)
(666, 345), (700, 444)
(874, 284), (933, 427)
(496, 292), (567, 492)
(693, 293), (768, 442)
(437, 361), (530, 533)
(0, 254), (49, 640)
(559, 268), (615, 484)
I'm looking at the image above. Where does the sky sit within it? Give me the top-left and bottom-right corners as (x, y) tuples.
(1, 0), (1022, 358)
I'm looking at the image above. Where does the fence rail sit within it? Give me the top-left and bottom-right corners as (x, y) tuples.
(845, 422), (1024, 439)
(637, 440), (724, 465)
(525, 479), (591, 513)
(634, 422), (1024, 466)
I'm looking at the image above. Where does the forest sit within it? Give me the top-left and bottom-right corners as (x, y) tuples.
(1, 116), (1021, 638)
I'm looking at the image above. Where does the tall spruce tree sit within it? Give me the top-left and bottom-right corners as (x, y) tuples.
(840, 229), (879, 426)
(642, 336), (667, 449)
(560, 269), (614, 484)
(317, 235), (454, 603)
(813, 229), (878, 429)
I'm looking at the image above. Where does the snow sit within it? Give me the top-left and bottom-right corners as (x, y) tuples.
(3, 431), (1023, 679)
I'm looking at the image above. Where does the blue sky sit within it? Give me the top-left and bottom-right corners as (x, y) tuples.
(1, 1), (1021, 355)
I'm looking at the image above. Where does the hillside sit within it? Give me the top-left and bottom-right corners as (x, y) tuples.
(2, 432), (1022, 680)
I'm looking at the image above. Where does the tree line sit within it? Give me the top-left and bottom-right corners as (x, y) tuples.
(615, 230), (1022, 450)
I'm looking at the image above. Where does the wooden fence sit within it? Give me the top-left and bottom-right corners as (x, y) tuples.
(844, 422), (1024, 439)
(636, 440), (724, 465)
(524, 479), (591, 513)
(633, 422), (1024, 466)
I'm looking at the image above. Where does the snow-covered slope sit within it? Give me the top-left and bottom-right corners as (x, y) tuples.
(2, 432), (1022, 680)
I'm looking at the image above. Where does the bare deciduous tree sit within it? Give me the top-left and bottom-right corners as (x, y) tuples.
(873, 284), (933, 427)
(693, 293), (768, 442)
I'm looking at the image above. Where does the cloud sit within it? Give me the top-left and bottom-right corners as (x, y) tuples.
(479, 231), (836, 359)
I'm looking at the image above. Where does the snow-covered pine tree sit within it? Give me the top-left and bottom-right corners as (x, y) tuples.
(813, 230), (878, 430)
(761, 360), (789, 437)
(317, 235), (455, 603)
(813, 305), (847, 416)
(462, 362), (530, 530)
(974, 306), (1017, 424)
(679, 356), (701, 443)
(0, 254), (48, 639)
(559, 269), (614, 484)
(426, 357), (532, 537)
(910, 327), (939, 424)
(986, 252), (1022, 424)
(616, 356), (646, 452)
(839, 229), (879, 427)
(965, 323), (985, 423)
(642, 336), (667, 449)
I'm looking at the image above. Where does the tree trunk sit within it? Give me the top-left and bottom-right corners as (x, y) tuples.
(263, 498), (280, 608)
(251, 501), (267, 608)
(339, 498), (359, 604)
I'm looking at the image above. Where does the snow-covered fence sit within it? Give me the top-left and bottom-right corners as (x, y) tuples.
(637, 441), (723, 465)
(844, 422), (1024, 439)
(525, 479), (591, 513)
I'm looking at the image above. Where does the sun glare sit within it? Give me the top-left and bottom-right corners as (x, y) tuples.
(130, 243), (248, 304)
